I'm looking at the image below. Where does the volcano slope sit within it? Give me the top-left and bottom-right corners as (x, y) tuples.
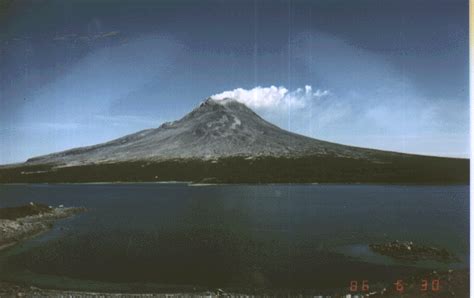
(0, 98), (468, 184)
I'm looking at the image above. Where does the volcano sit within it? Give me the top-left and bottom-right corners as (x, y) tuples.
(0, 98), (468, 184)
(26, 98), (380, 165)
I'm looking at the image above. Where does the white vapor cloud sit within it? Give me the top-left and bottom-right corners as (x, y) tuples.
(211, 85), (329, 111)
(208, 32), (468, 158)
(211, 85), (342, 135)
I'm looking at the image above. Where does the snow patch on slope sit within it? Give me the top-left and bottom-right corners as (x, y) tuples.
(231, 116), (241, 129)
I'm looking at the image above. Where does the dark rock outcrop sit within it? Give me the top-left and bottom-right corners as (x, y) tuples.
(369, 240), (457, 262)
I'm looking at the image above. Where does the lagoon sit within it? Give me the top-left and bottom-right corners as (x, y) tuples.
(0, 183), (468, 293)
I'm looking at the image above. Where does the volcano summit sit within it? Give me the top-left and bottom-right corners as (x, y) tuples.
(0, 98), (468, 184)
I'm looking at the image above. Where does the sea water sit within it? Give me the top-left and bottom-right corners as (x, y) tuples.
(0, 183), (468, 292)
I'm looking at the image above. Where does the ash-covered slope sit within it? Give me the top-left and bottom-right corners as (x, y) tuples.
(26, 98), (378, 166)
(1, 98), (468, 184)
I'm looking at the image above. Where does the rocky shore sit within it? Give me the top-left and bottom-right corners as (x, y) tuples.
(0, 202), (86, 251)
(0, 283), (223, 298)
(0, 269), (469, 298)
(369, 240), (457, 262)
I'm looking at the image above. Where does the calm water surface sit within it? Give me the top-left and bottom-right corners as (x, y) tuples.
(0, 183), (469, 292)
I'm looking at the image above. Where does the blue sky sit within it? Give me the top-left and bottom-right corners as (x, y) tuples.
(0, 0), (469, 164)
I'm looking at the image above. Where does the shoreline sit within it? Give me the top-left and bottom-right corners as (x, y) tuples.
(0, 205), (86, 252)
(0, 229), (46, 252)
(0, 181), (469, 187)
(0, 269), (468, 297)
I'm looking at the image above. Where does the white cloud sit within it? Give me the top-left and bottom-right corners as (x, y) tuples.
(211, 85), (329, 111)
(210, 85), (341, 136)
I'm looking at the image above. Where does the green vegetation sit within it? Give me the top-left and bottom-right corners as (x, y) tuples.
(0, 154), (468, 184)
(0, 203), (52, 220)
